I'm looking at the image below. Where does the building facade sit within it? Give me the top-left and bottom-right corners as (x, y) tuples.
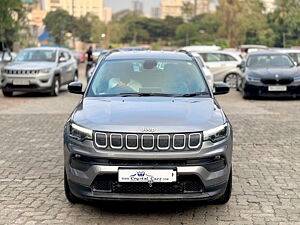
(43, 0), (111, 22)
(160, 0), (209, 19)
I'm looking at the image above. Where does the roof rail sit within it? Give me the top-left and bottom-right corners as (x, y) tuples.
(102, 48), (120, 60)
(177, 49), (193, 58)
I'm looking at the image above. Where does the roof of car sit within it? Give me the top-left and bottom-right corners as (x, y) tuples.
(22, 47), (69, 51)
(248, 50), (289, 56)
(105, 51), (192, 61)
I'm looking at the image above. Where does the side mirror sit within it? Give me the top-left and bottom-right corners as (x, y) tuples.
(68, 82), (84, 94)
(213, 82), (230, 95)
(59, 56), (67, 63)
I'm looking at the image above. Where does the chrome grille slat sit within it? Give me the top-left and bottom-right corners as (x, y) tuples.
(94, 132), (202, 152)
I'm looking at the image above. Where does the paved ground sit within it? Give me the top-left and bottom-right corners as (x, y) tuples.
(0, 67), (299, 224)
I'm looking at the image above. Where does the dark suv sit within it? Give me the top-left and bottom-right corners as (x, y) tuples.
(64, 51), (233, 204)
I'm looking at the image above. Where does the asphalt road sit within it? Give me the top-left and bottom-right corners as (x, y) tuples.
(0, 65), (299, 225)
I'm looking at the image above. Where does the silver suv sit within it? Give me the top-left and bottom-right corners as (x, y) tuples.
(64, 51), (233, 204)
(1, 47), (78, 96)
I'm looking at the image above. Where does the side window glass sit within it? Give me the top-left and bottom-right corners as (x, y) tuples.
(206, 53), (221, 62)
(224, 54), (237, 62)
(63, 52), (70, 61)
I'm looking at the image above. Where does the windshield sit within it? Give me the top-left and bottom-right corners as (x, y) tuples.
(247, 54), (294, 68)
(86, 59), (209, 97)
(14, 49), (57, 62)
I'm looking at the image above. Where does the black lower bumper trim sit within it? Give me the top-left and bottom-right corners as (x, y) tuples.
(68, 179), (227, 202)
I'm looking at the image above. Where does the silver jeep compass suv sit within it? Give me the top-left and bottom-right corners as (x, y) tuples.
(64, 51), (233, 204)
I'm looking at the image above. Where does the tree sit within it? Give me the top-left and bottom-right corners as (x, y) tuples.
(43, 9), (74, 45)
(0, 0), (27, 50)
(175, 23), (199, 46)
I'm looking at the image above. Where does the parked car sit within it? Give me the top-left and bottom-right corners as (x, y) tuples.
(238, 51), (300, 98)
(180, 45), (221, 52)
(64, 51), (233, 204)
(71, 50), (85, 64)
(92, 48), (104, 60)
(1, 47), (78, 97)
(272, 48), (300, 65)
(191, 52), (214, 89)
(196, 51), (243, 88)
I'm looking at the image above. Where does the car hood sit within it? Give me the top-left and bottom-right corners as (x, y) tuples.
(5, 61), (56, 70)
(246, 67), (299, 78)
(72, 97), (226, 133)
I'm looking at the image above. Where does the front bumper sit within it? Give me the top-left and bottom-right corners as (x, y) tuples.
(1, 73), (53, 92)
(64, 131), (232, 201)
(244, 82), (300, 97)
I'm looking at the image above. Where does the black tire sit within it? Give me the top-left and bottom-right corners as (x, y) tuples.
(64, 170), (81, 204)
(224, 73), (238, 88)
(2, 89), (13, 97)
(242, 89), (251, 99)
(212, 168), (232, 205)
(50, 76), (60, 96)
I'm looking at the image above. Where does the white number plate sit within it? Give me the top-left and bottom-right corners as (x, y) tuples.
(118, 169), (177, 183)
(268, 86), (287, 91)
(13, 80), (29, 85)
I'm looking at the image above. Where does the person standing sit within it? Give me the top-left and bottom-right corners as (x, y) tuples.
(86, 46), (93, 77)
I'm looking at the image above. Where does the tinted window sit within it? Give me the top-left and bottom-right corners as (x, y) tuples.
(224, 54), (237, 61)
(15, 49), (56, 62)
(87, 59), (209, 96)
(247, 54), (294, 68)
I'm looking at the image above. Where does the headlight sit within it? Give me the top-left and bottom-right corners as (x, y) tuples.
(203, 123), (228, 143)
(68, 122), (92, 141)
(246, 75), (260, 82)
(40, 68), (52, 73)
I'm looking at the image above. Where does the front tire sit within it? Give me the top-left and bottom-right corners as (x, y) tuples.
(212, 168), (232, 205)
(224, 73), (238, 88)
(64, 170), (81, 204)
(50, 76), (60, 96)
(2, 89), (13, 97)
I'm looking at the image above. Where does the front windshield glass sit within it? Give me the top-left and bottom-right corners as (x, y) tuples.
(14, 49), (57, 62)
(87, 59), (209, 97)
(247, 54), (294, 68)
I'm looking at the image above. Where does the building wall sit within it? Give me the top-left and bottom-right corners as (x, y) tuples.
(160, 0), (209, 19)
(262, 0), (276, 13)
(44, 0), (110, 21)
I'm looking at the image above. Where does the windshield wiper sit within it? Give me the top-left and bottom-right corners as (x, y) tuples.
(118, 92), (174, 97)
(175, 92), (210, 97)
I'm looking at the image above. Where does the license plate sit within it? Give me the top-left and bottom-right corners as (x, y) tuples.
(268, 86), (287, 91)
(13, 80), (29, 85)
(118, 169), (177, 183)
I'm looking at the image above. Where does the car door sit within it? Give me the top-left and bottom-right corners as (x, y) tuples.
(62, 51), (74, 83)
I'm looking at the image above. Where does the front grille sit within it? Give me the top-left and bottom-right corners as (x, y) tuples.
(92, 175), (203, 194)
(94, 132), (202, 152)
(261, 78), (293, 85)
(5, 69), (39, 75)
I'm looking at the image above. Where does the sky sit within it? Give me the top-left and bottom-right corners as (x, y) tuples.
(104, 0), (161, 14)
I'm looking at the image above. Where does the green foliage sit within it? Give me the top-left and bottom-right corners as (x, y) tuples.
(43, 9), (74, 45)
(0, 0), (27, 49)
